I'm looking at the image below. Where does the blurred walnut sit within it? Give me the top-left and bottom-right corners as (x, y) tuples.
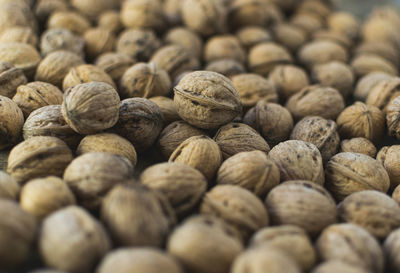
(298, 40), (348, 69)
(83, 28), (116, 60)
(0, 62), (27, 98)
(116, 29), (161, 61)
(377, 145), (400, 189)
(48, 11), (91, 35)
(204, 35), (245, 64)
(273, 24), (307, 53)
(62, 64), (116, 91)
(366, 77), (400, 111)
(97, 10), (122, 33)
(149, 96), (180, 125)
(354, 72), (393, 102)
(236, 26), (272, 50)
(0, 26), (37, 47)
(164, 27), (203, 59)
(204, 59), (245, 78)
(340, 138), (376, 158)
(0, 171), (20, 200)
(70, 0), (118, 20)
(95, 52), (135, 83)
(268, 65), (309, 100)
(311, 261), (369, 273)
(121, 0), (164, 31)
(0, 42), (40, 77)
(40, 28), (85, 57)
(351, 54), (398, 78)
(0, 95), (24, 150)
(328, 11), (360, 40)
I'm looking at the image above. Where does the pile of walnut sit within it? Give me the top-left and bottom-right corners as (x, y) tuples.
(3, 0), (400, 272)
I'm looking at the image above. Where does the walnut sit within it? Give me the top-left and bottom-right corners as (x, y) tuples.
(70, 0), (118, 20)
(47, 11), (91, 35)
(40, 28), (85, 57)
(311, 261), (369, 273)
(204, 35), (246, 64)
(340, 138), (377, 158)
(0, 171), (20, 200)
(328, 11), (360, 40)
(62, 64), (116, 91)
(83, 28), (116, 60)
(204, 59), (245, 78)
(298, 40), (348, 69)
(121, 0), (164, 31)
(164, 27), (203, 59)
(355, 42), (399, 67)
(384, 228), (400, 273)
(236, 26), (272, 50)
(366, 77), (400, 111)
(0, 62), (27, 99)
(0, 95), (24, 150)
(351, 54), (398, 78)
(0, 26), (38, 47)
(116, 29), (161, 61)
(0, 42), (40, 77)
(97, 10), (122, 33)
(95, 52), (135, 83)
(268, 65), (309, 100)
(149, 96), (180, 125)
(273, 23), (307, 53)
(377, 145), (400, 189)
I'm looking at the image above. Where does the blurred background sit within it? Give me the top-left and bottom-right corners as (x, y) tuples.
(339, 0), (400, 17)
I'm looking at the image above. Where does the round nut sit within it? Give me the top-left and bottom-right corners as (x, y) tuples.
(366, 77), (400, 112)
(236, 26), (272, 50)
(268, 65), (309, 100)
(40, 28), (85, 57)
(62, 64), (116, 91)
(0, 95), (24, 150)
(0, 171), (20, 200)
(204, 59), (245, 78)
(0, 62), (27, 99)
(351, 54), (398, 78)
(83, 28), (116, 60)
(121, 0), (164, 31)
(354, 72), (393, 102)
(97, 10), (122, 33)
(328, 11), (360, 40)
(0, 26), (37, 47)
(47, 11), (91, 35)
(204, 35), (245, 64)
(0, 42), (40, 77)
(164, 27), (203, 59)
(298, 40), (348, 69)
(70, 0), (118, 20)
(95, 52), (135, 83)
(149, 96), (180, 125)
(377, 145), (400, 189)
(340, 138), (377, 158)
(273, 23), (308, 53)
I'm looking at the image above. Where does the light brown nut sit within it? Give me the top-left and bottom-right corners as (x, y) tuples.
(228, 0), (277, 30)
(0, 95), (24, 150)
(63, 152), (134, 209)
(62, 64), (116, 91)
(328, 11), (360, 40)
(149, 96), (180, 125)
(173, 71), (242, 130)
(366, 77), (400, 111)
(384, 228), (400, 273)
(97, 248), (184, 273)
(7, 136), (73, 184)
(236, 26), (272, 50)
(291, 13), (324, 35)
(273, 24), (308, 53)
(340, 138), (377, 158)
(83, 28), (116, 60)
(0, 200), (37, 268)
(70, 0), (118, 20)
(312, 30), (353, 50)
(265, 180), (337, 236)
(0, 171), (20, 200)
(377, 145), (400, 189)
(316, 223), (384, 273)
(101, 183), (175, 247)
(268, 65), (309, 100)
(355, 42), (399, 67)
(204, 35), (245, 64)
(97, 10), (122, 33)
(20, 176), (76, 219)
(298, 40), (348, 69)
(34, 0), (69, 23)
(95, 52), (135, 83)
(39, 206), (111, 273)
(0, 42), (40, 77)
(164, 27), (203, 59)
(325, 152), (390, 201)
(13, 81), (63, 118)
(163, 0), (182, 26)
(286, 85), (345, 121)
(121, 0), (164, 31)
(112, 98), (164, 153)
(40, 28), (85, 57)
(167, 215), (243, 273)
(61, 82), (120, 135)
(351, 54), (398, 78)
(204, 59), (245, 78)
(0, 2), (37, 35)
(48, 11), (91, 35)
(140, 162), (207, 216)
(354, 72), (393, 102)
(0, 62), (27, 99)
(386, 95), (400, 139)
(0, 26), (37, 47)
(311, 261), (369, 273)
(250, 225), (316, 271)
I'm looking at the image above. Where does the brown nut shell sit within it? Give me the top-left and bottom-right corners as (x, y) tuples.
(298, 40), (348, 69)
(268, 65), (309, 100)
(384, 228), (400, 273)
(95, 52), (135, 83)
(40, 28), (85, 57)
(0, 62), (27, 98)
(149, 96), (180, 125)
(340, 138), (377, 158)
(377, 145), (400, 189)
(83, 28), (116, 60)
(0, 95), (24, 150)
(120, 0), (164, 31)
(48, 11), (91, 35)
(366, 77), (400, 111)
(351, 54), (398, 78)
(355, 72), (393, 102)
(0, 171), (20, 200)
(62, 64), (116, 91)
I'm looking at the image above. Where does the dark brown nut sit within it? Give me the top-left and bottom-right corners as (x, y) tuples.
(0, 200), (37, 268)
(34, 0), (69, 23)
(48, 11), (91, 35)
(311, 61), (354, 98)
(168, 215), (243, 273)
(23, 105), (81, 149)
(116, 29), (161, 62)
(204, 59), (245, 78)
(316, 223), (384, 273)
(248, 42), (293, 77)
(328, 11), (360, 40)
(340, 138), (377, 158)
(216, 150), (279, 197)
(20, 176), (76, 219)
(0, 95), (24, 150)
(62, 82), (120, 135)
(63, 152), (133, 209)
(200, 185), (269, 240)
(83, 28), (116, 60)
(236, 26), (272, 50)
(95, 53), (135, 83)
(298, 40), (348, 69)
(169, 135), (222, 181)
(97, 248), (184, 273)
(76, 133), (137, 166)
(121, 0), (164, 31)
(354, 72), (393, 102)
(62, 64), (116, 91)
(273, 24), (307, 53)
(269, 140), (324, 184)
(290, 116), (340, 163)
(0, 42), (40, 77)
(164, 27), (203, 59)
(351, 54), (398, 78)
(70, 0), (118, 20)
(311, 261), (369, 273)
(13, 81), (63, 118)
(97, 10), (122, 33)
(384, 228), (400, 273)
(291, 13), (324, 35)
(157, 121), (205, 159)
(377, 146), (400, 189)
(286, 85), (345, 121)
(366, 77), (400, 111)
(113, 98), (164, 153)
(35, 50), (85, 88)
(39, 206), (111, 273)
(0, 62), (27, 98)
(265, 181), (337, 236)
(141, 162), (207, 216)
(325, 152), (390, 201)
(214, 123), (270, 159)
(338, 190), (400, 239)
(40, 28), (85, 57)
(231, 73), (278, 108)
(250, 225), (316, 271)
(120, 62), (171, 99)
(0, 171), (20, 200)
(386, 95), (400, 139)
(149, 96), (180, 125)
(336, 102), (385, 144)
(228, 0), (274, 29)
(0, 26), (37, 47)
(150, 45), (200, 81)
(163, 0), (182, 26)
(204, 35), (245, 64)
(101, 183), (175, 247)
(355, 42), (399, 67)
(243, 101), (293, 147)
(173, 71), (242, 130)
(7, 136), (73, 184)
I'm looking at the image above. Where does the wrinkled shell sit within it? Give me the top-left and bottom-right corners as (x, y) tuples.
(0, 171), (20, 200)
(325, 152), (390, 201)
(384, 228), (400, 273)
(164, 27), (203, 59)
(298, 40), (348, 69)
(0, 62), (27, 99)
(63, 152), (134, 209)
(62, 64), (116, 91)
(121, 0), (164, 31)
(149, 96), (180, 124)
(204, 35), (245, 64)
(265, 180), (337, 236)
(351, 54), (398, 78)
(311, 261), (369, 273)
(39, 206), (111, 273)
(0, 95), (24, 150)
(95, 52), (135, 83)
(377, 145), (400, 189)
(83, 28), (116, 60)
(354, 72), (393, 102)
(47, 11), (91, 35)
(7, 136), (73, 184)
(40, 28), (85, 57)
(340, 138), (377, 158)
(268, 65), (309, 100)
(0, 42), (40, 77)
(366, 77), (400, 111)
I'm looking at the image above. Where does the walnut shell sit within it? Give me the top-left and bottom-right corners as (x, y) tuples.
(0, 95), (24, 150)
(39, 206), (111, 273)
(62, 64), (116, 91)
(7, 136), (73, 184)
(173, 71), (242, 130)
(236, 26), (272, 50)
(384, 228), (400, 273)
(0, 171), (20, 200)
(286, 85), (345, 121)
(0, 2), (37, 35)
(70, 0), (118, 20)
(83, 28), (116, 60)
(121, 0), (164, 31)
(34, 0), (69, 23)
(351, 54), (398, 78)
(386, 95), (400, 139)
(20, 176), (76, 219)
(265, 180), (337, 236)
(63, 152), (134, 209)
(164, 27), (203, 59)
(13, 81), (63, 118)
(76, 133), (137, 166)
(112, 98), (164, 153)
(273, 23), (308, 53)
(325, 152), (390, 201)
(291, 13), (324, 35)
(366, 77), (400, 111)
(312, 30), (353, 49)
(298, 40), (348, 69)
(0, 62), (27, 99)
(339, 190), (400, 239)
(149, 96), (180, 125)
(311, 261), (369, 273)
(204, 59), (245, 78)
(328, 11), (360, 40)
(316, 223), (384, 273)
(0, 26), (37, 47)
(228, 0), (276, 30)
(163, 0), (182, 26)
(62, 82), (120, 135)
(23, 105), (81, 149)
(377, 145), (400, 189)
(48, 11), (91, 35)
(97, 10), (122, 34)
(40, 28), (85, 57)
(95, 53), (135, 83)
(340, 138), (377, 158)
(101, 183), (175, 247)
(336, 102), (385, 144)
(214, 122), (270, 159)
(355, 42), (399, 67)
(140, 162), (207, 216)
(167, 215), (243, 273)
(268, 65), (309, 100)
(204, 35), (245, 64)
(0, 42), (40, 77)
(354, 72), (393, 102)
(0, 200), (37, 268)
